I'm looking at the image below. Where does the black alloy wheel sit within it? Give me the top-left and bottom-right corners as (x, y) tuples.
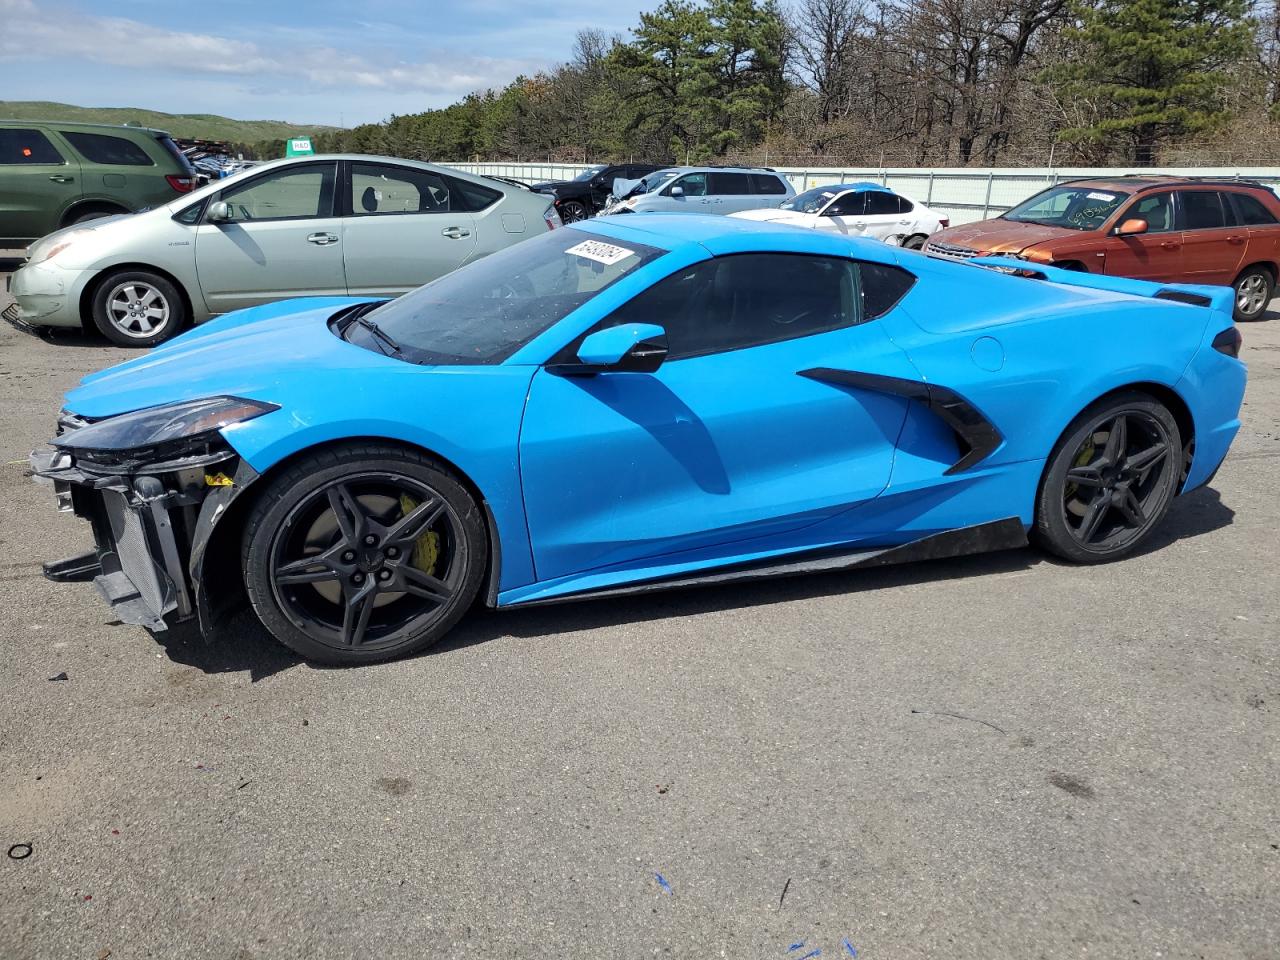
(1036, 392), (1181, 563)
(243, 446), (486, 664)
(558, 199), (590, 223)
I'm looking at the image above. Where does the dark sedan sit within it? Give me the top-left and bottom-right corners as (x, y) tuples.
(531, 163), (662, 222)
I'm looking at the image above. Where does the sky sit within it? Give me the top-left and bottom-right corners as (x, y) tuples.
(0, 0), (654, 127)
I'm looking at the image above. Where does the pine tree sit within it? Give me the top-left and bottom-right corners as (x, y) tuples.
(1052, 0), (1254, 163)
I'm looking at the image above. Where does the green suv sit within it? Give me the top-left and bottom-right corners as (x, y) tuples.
(0, 120), (198, 245)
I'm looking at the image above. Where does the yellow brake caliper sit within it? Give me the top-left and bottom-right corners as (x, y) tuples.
(397, 495), (440, 576)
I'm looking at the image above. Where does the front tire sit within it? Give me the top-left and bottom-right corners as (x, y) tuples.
(242, 445), (487, 666)
(1232, 265), (1274, 322)
(90, 269), (186, 346)
(903, 234), (928, 250)
(1035, 392), (1181, 564)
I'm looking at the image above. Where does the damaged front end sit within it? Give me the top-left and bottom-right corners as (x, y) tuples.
(31, 397), (276, 635)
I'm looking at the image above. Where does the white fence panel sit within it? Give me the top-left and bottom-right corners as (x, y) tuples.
(448, 162), (1280, 225)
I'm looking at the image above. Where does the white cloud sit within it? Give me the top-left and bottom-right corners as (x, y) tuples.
(0, 0), (540, 105)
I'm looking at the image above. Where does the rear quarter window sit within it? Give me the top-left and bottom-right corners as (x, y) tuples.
(62, 132), (154, 166)
(444, 173), (503, 212)
(1230, 192), (1280, 226)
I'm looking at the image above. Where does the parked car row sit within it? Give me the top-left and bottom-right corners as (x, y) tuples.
(3, 134), (1276, 348)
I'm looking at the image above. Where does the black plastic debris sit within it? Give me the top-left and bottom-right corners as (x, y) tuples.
(8, 843), (32, 860)
(48, 672), (68, 682)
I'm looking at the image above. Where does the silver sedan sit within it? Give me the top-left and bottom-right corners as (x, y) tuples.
(6, 155), (561, 345)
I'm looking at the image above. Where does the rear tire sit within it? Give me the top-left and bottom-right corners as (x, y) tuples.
(1034, 391), (1181, 564)
(242, 445), (488, 666)
(1232, 265), (1274, 322)
(903, 234), (928, 250)
(558, 199), (590, 223)
(90, 269), (186, 346)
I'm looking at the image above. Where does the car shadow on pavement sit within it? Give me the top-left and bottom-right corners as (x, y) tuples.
(150, 484), (1236, 679)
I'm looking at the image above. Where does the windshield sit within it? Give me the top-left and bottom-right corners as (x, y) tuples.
(1004, 186), (1130, 231)
(782, 186), (842, 214)
(353, 228), (664, 365)
(630, 169), (680, 197)
(572, 165), (606, 183)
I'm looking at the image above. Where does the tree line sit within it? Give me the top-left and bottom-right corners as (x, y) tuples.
(248, 0), (1280, 167)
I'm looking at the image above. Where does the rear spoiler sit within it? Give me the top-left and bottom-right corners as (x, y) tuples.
(968, 257), (1236, 317)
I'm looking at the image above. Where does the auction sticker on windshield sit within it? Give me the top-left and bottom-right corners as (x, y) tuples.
(566, 240), (636, 266)
(1086, 192), (1116, 201)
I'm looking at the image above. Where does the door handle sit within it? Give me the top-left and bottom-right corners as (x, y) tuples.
(441, 226), (471, 239)
(306, 232), (339, 245)
(1159, 240), (1180, 250)
(1226, 235), (1246, 245)
(48, 175), (74, 183)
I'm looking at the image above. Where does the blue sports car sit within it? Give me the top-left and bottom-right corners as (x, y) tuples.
(32, 215), (1246, 664)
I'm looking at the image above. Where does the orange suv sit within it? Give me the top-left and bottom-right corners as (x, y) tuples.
(923, 177), (1280, 320)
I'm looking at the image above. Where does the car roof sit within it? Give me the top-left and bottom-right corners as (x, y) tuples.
(0, 118), (171, 136)
(568, 212), (900, 262)
(1055, 175), (1275, 193)
(804, 181), (893, 194)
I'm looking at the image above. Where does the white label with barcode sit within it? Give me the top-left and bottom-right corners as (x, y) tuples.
(565, 240), (635, 265)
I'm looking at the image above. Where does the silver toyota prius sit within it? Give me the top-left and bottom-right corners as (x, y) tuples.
(6, 155), (561, 345)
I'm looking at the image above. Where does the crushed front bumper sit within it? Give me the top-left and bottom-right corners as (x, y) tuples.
(30, 442), (258, 633)
(9, 259), (85, 328)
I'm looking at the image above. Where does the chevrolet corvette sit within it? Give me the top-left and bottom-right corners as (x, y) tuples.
(31, 215), (1246, 664)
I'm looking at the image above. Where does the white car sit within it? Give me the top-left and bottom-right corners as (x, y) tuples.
(731, 182), (947, 249)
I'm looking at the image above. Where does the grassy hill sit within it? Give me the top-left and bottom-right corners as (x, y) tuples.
(0, 101), (337, 143)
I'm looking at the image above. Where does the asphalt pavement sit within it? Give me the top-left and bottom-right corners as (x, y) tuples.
(1, 265), (1278, 959)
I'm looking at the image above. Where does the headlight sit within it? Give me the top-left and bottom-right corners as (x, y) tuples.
(54, 397), (279, 453)
(27, 228), (96, 265)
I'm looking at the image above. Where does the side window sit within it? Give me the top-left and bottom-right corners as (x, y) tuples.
(709, 172), (752, 196)
(351, 162), (444, 215)
(864, 192), (902, 216)
(61, 132), (153, 166)
(1231, 192), (1280, 226)
(1178, 190), (1226, 230)
(1127, 192), (1175, 232)
(825, 192), (865, 217)
(0, 128), (64, 164)
(750, 173), (789, 195)
(669, 173), (707, 196)
(218, 163), (336, 221)
(898, 196), (915, 213)
(593, 253), (866, 360)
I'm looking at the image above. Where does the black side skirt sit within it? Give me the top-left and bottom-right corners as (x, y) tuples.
(515, 517), (1028, 607)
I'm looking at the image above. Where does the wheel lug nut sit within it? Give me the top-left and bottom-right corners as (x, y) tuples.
(378, 570), (392, 581)
(386, 547), (399, 558)
(352, 573), (364, 584)
(364, 535), (377, 546)
(342, 551), (355, 562)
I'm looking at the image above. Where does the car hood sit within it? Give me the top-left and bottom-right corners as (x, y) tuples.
(65, 297), (388, 419)
(530, 180), (571, 193)
(928, 219), (1082, 254)
(730, 208), (809, 224)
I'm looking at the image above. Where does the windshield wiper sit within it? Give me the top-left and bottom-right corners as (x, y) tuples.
(348, 311), (403, 356)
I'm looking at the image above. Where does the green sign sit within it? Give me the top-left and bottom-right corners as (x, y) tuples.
(285, 136), (315, 157)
